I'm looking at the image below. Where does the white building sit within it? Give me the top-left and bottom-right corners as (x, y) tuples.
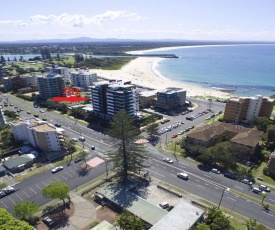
(46, 64), (70, 83)
(10, 118), (64, 153)
(71, 69), (97, 89)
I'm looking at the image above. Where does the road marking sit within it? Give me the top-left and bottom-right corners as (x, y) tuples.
(8, 197), (15, 204)
(60, 175), (67, 180)
(246, 200), (251, 202)
(171, 169), (174, 172)
(30, 188), (37, 194)
(147, 169), (165, 177)
(227, 197), (236, 201)
(205, 183), (209, 186)
(235, 186), (244, 190)
(196, 180), (199, 182)
(36, 184), (42, 190)
(42, 182), (48, 186)
(263, 212), (274, 217)
(16, 194), (23, 201)
(23, 191), (30, 198)
(204, 174), (211, 178)
(1, 201), (7, 208)
(197, 185), (205, 189)
(215, 187), (219, 190)
(235, 195), (239, 198)
(65, 172), (73, 177)
(163, 167), (166, 169)
(179, 162), (188, 166)
(268, 199), (275, 203)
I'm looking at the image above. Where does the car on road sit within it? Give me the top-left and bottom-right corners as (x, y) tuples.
(34, 114), (39, 118)
(189, 126), (195, 129)
(74, 158), (82, 163)
(4, 186), (15, 195)
(171, 134), (178, 138)
(224, 172), (237, 180)
(55, 123), (61, 127)
(10, 104), (13, 106)
(242, 179), (252, 185)
(211, 168), (221, 174)
(27, 111), (31, 114)
(33, 104), (38, 108)
(42, 118), (47, 121)
(259, 185), (270, 192)
(159, 202), (169, 209)
(177, 172), (189, 180)
(79, 136), (85, 142)
(43, 216), (55, 227)
(0, 190), (7, 198)
(51, 166), (63, 173)
(40, 110), (45, 113)
(252, 187), (262, 194)
(71, 138), (78, 142)
(163, 157), (173, 164)
(91, 145), (95, 150)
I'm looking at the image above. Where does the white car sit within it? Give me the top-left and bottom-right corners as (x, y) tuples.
(51, 166), (63, 173)
(259, 185), (270, 192)
(211, 168), (221, 174)
(163, 157), (173, 164)
(242, 179), (252, 185)
(177, 172), (189, 180)
(71, 138), (78, 142)
(40, 110), (45, 113)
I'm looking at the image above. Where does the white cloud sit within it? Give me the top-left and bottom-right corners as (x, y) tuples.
(29, 11), (146, 27)
(0, 20), (25, 25)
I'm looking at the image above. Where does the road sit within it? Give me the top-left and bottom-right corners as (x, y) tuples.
(1, 95), (275, 228)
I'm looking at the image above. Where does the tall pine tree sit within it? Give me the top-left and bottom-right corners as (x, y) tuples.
(108, 110), (149, 181)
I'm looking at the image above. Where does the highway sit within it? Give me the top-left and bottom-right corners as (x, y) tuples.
(1, 95), (275, 228)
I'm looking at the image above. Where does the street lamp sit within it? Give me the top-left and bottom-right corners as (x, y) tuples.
(218, 187), (230, 209)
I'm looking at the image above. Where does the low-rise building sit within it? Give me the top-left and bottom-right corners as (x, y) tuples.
(10, 118), (64, 153)
(0, 106), (5, 130)
(155, 88), (186, 110)
(224, 95), (274, 123)
(3, 155), (33, 173)
(268, 152), (275, 175)
(71, 69), (97, 89)
(185, 122), (263, 157)
(139, 90), (158, 107)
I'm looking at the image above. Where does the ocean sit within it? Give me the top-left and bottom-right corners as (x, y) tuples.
(148, 44), (275, 97)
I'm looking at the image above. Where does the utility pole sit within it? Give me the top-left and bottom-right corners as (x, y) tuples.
(218, 187), (230, 209)
(173, 141), (178, 162)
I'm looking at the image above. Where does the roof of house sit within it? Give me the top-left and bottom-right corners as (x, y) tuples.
(186, 122), (262, 148)
(0, 165), (6, 173)
(91, 220), (115, 230)
(97, 183), (168, 225)
(268, 152), (275, 173)
(3, 155), (33, 169)
(149, 201), (204, 230)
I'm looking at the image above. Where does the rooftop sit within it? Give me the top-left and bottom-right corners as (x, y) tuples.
(33, 123), (56, 132)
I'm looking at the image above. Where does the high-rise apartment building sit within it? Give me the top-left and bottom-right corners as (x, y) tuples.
(37, 73), (65, 99)
(0, 106), (6, 130)
(71, 69), (97, 89)
(91, 81), (139, 119)
(11, 118), (64, 153)
(46, 64), (70, 83)
(223, 95), (274, 123)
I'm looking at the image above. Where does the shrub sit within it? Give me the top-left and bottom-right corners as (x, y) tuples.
(90, 220), (100, 228)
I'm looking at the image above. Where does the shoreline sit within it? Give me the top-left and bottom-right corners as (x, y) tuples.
(89, 55), (231, 99)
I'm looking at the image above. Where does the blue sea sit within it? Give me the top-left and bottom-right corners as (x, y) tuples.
(146, 44), (275, 97)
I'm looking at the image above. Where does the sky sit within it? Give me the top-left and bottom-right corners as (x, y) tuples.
(1, 0), (275, 42)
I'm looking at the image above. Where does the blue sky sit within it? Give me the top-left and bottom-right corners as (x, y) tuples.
(1, 0), (275, 41)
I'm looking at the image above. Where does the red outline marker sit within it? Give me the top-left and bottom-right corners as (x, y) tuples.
(52, 96), (88, 103)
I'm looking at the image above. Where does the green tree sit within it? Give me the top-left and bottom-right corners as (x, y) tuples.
(115, 212), (145, 230)
(42, 181), (69, 210)
(108, 110), (149, 181)
(0, 129), (15, 146)
(246, 218), (257, 230)
(267, 125), (275, 144)
(0, 208), (33, 230)
(13, 201), (39, 222)
(251, 117), (270, 132)
(146, 116), (159, 137)
(205, 207), (224, 225)
(194, 223), (211, 230)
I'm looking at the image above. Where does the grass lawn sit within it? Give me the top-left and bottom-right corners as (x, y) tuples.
(0, 183), (7, 189)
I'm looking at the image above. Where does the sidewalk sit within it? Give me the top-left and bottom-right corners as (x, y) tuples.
(60, 192), (97, 230)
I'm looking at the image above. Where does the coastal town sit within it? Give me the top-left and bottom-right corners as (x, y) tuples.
(0, 41), (275, 230)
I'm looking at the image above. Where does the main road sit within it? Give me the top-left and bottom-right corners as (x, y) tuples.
(1, 95), (275, 228)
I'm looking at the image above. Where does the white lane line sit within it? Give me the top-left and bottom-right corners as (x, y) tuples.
(147, 169), (165, 177)
(60, 175), (67, 180)
(16, 194), (23, 201)
(268, 199), (275, 202)
(42, 182), (47, 186)
(23, 191), (30, 198)
(196, 180), (199, 182)
(235, 195), (239, 198)
(235, 186), (244, 190)
(36, 184), (42, 190)
(197, 185), (205, 189)
(8, 197), (15, 204)
(0, 201), (7, 208)
(204, 174), (211, 178)
(246, 200), (251, 202)
(263, 212), (274, 217)
(215, 187), (219, 190)
(171, 169), (174, 172)
(64, 172), (73, 177)
(53, 177), (58, 180)
(227, 197), (236, 201)
(30, 188), (37, 194)
(179, 162), (188, 166)
(205, 183), (209, 186)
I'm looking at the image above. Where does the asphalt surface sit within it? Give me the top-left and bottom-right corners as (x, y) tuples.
(1, 95), (275, 228)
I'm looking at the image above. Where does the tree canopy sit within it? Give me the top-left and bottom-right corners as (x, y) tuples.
(115, 212), (145, 230)
(0, 208), (33, 230)
(13, 201), (39, 222)
(108, 110), (149, 181)
(42, 181), (69, 209)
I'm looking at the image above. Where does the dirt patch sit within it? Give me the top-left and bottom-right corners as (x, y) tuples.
(36, 203), (75, 230)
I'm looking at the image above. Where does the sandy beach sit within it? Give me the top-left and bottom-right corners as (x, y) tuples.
(89, 55), (231, 98)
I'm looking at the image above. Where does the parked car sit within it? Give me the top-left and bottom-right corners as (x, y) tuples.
(42, 118), (47, 121)
(211, 168), (221, 174)
(171, 134), (178, 138)
(51, 166), (63, 173)
(71, 138), (78, 142)
(43, 216), (55, 226)
(177, 172), (189, 180)
(224, 172), (237, 180)
(33, 104), (38, 108)
(242, 179), (252, 185)
(91, 145), (95, 150)
(259, 185), (270, 192)
(74, 158), (82, 163)
(55, 123), (61, 127)
(40, 110), (45, 113)
(252, 187), (262, 194)
(27, 111), (31, 114)
(79, 136), (85, 142)
(163, 157), (173, 164)
(159, 202), (169, 209)
(34, 114), (39, 118)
